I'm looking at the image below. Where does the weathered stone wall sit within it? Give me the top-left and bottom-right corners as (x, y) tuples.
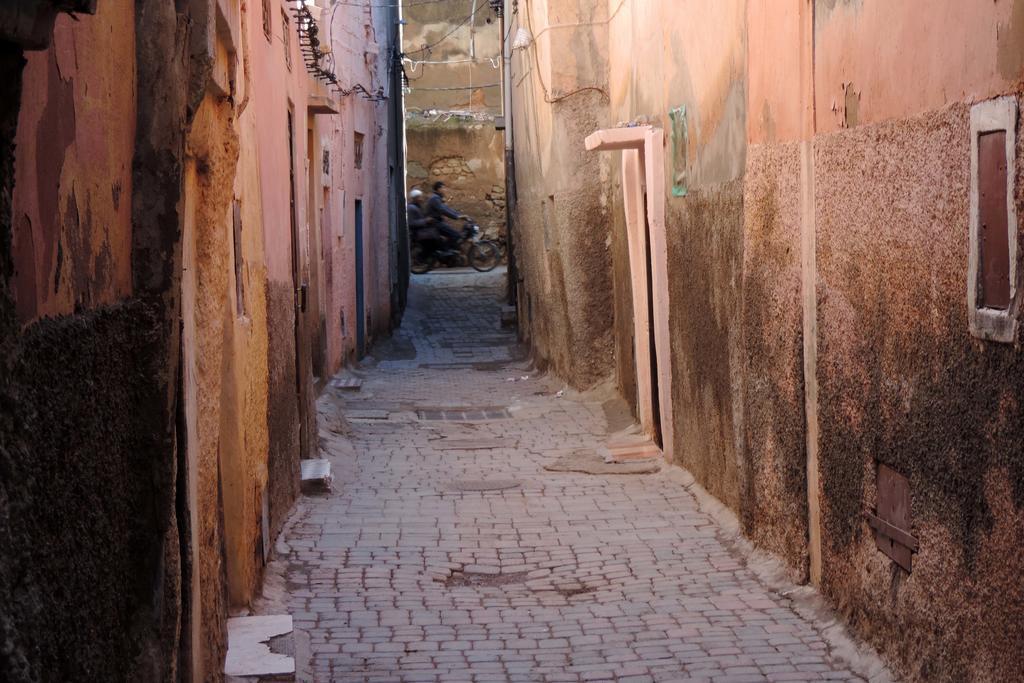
(406, 116), (506, 240)
(248, 0), (308, 550)
(245, 1), (317, 562)
(227, 14), (273, 609)
(665, 183), (746, 514)
(605, 1), (753, 521)
(265, 279), (301, 535)
(803, 4), (1024, 678)
(513, 91), (614, 387)
(741, 0), (815, 582)
(183, 90), (240, 675)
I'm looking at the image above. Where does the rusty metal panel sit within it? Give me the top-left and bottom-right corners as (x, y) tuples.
(867, 463), (917, 572)
(978, 131), (1011, 310)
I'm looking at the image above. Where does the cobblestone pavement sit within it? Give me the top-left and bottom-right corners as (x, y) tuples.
(273, 269), (885, 682)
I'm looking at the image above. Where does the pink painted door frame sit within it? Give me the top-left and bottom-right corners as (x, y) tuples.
(585, 126), (674, 462)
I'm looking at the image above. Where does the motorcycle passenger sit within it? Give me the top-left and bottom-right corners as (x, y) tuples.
(408, 189), (443, 257)
(425, 181), (465, 252)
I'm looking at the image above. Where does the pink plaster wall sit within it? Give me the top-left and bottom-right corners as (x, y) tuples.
(605, 0), (748, 187)
(242, 1), (394, 542)
(315, 0), (394, 368)
(749, 0), (1024, 141)
(746, 0), (803, 143)
(10, 0), (136, 323)
(813, 0), (1024, 133)
(246, 0), (393, 371)
(249, 1), (306, 286)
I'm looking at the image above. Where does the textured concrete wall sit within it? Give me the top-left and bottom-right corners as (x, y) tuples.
(510, 0), (614, 388)
(812, 0), (1024, 135)
(1, 303), (181, 682)
(814, 102), (1024, 682)
(247, 0), (395, 546)
(325, 0), (396, 358)
(229, 11), (273, 607)
(740, 0), (809, 576)
(664, 184), (746, 511)
(739, 141), (808, 574)
(406, 117), (506, 240)
(248, 0), (322, 544)
(250, 2), (307, 534)
(804, 3), (1024, 678)
(183, 91), (241, 674)
(320, 101), (361, 373)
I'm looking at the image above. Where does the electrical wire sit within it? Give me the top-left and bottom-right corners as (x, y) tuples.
(405, 56), (499, 67)
(522, 0), (608, 104)
(292, 2), (386, 100)
(327, 0), (456, 7)
(410, 83), (500, 90)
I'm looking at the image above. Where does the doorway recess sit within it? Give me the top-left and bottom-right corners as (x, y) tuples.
(585, 126), (673, 463)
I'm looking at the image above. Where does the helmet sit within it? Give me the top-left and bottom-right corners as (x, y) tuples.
(409, 189), (423, 200)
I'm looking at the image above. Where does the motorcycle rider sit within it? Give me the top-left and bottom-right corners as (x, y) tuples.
(425, 181), (465, 252)
(408, 188), (443, 257)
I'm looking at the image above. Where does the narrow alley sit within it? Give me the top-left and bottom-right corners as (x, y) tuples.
(2, 2), (1023, 681)
(268, 270), (883, 682)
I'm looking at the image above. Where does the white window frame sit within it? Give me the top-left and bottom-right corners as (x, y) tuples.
(968, 96), (1019, 343)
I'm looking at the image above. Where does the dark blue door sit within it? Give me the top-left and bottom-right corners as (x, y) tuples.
(354, 199), (365, 356)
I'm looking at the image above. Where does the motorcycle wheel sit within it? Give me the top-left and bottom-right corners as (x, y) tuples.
(469, 241), (500, 272)
(410, 245), (434, 274)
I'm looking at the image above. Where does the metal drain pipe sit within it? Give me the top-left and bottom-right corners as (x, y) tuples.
(493, 0), (518, 312)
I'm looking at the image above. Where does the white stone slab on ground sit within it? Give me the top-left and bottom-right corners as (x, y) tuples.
(300, 459), (332, 492)
(224, 614), (294, 678)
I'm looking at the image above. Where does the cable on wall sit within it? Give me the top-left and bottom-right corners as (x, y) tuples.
(293, 1), (387, 101)
(521, 0), (610, 104)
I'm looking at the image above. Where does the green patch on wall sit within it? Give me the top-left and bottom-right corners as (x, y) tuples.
(670, 106), (688, 197)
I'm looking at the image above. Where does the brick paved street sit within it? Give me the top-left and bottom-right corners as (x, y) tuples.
(271, 269), (888, 682)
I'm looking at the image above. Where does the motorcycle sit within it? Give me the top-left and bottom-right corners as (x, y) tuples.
(410, 217), (501, 274)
